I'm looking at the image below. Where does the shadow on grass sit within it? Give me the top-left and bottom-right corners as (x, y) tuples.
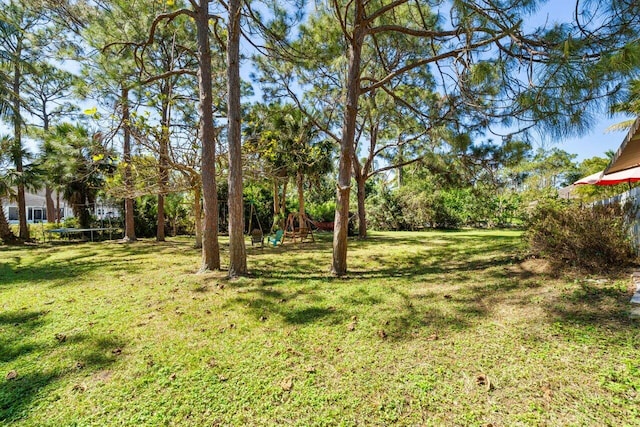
(0, 309), (126, 424)
(0, 311), (47, 364)
(0, 239), (198, 289)
(545, 281), (637, 328)
(222, 281), (353, 326)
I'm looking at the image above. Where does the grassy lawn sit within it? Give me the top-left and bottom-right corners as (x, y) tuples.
(1, 229), (639, 426)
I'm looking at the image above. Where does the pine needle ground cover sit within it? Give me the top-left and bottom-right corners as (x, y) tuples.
(1, 230), (639, 426)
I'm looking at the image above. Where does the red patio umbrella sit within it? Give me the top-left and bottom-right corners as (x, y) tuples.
(595, 166), (640, 185)
(573, 165), (640, 187)
(573, 171), (603, 185)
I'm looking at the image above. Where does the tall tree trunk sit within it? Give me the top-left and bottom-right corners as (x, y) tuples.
(352, 150), (367, 239)
(121, 86), (137, 242)
(332, 4), (364, 276)
(356, 175), (367, 239)
(13, 39), (28, 241)
(193, 182), (203, 249)
(396, 144), (404, 188)
(55, 192), (60, 224)
(157, 193), (165, 240)
(196, 0), (220, 271)
(297, 170), (305, 228)
(280, 179), (288, 225)
(273, 180), (279, 216)
(157, 86), (170, 242)
(43, 115), (56, 225)
(43, 190), (53, 222)
(0, 201), (17, 243)
(227, 0), (247, 277)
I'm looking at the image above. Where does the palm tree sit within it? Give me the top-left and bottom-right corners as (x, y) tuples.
(40, 123), (108, 229)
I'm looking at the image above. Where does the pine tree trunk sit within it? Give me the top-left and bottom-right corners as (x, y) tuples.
(13, 39), (28, 241)
(157, 194), (165, 240)
(273, 179), (280, 229)
(281, 180), (288, 223)
(56, 192), (61, 224)
(297, 170), (305, 228)
(121, 86), (137, 242)
(332, 3), (364, 276)
(196, 0), (220, 271)
(193, 182), (203, 249)
(356, 176), (367, 239)
(157, 88), (170, 242)
(227, 0), (247, 277)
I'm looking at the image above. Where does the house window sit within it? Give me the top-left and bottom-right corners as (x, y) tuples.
(8, 207), (18, 221)
(33, 208), (43, 222)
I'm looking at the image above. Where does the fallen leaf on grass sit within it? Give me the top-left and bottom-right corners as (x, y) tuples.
(427, 332), (438, 341)
(476, 374), (492, 391)
(305, 366), (316, 373)
(55, 333), (67, 343)
(218, 374), (228, 382)
(72, 384), (86, 393)
(347, 322), (356, 331)
(542, 383), (553, 402)
(207, 358), (217, 368)
(286, 347), (302, 357)
(280, 377), (294, 391)
(6, 370), (17, 380)
(377, 330), (387, 339)
(169, 373), (177, 381)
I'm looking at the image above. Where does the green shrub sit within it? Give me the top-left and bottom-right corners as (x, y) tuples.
(366, 188), (406, 231)
(524, 200), (637, 273)
(306, 200), (336, 222)
(62, 217), (79, 228)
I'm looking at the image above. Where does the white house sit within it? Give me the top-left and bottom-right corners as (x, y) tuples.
(2, 189), (72, 224)
(1, 189), (120, 224)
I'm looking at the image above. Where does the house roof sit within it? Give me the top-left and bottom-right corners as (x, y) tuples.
(6, 188), (64, 208)
(604, 116), (640, 174)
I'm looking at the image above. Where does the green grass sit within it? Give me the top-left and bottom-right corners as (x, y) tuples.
(1, 230), (639, 426)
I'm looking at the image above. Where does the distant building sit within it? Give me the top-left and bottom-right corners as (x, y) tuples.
(1, 189), (120, 224)
(1, 189), (71, 224)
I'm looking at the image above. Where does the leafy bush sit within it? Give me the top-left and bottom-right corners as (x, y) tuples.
(524, 200), (637, 273)
(62, 217), (79, 229)
(366, 188), (406, 231)
(306, 200), (336, 222)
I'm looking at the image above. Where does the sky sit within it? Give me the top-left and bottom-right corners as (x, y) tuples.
(520, 1), (633, 162)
